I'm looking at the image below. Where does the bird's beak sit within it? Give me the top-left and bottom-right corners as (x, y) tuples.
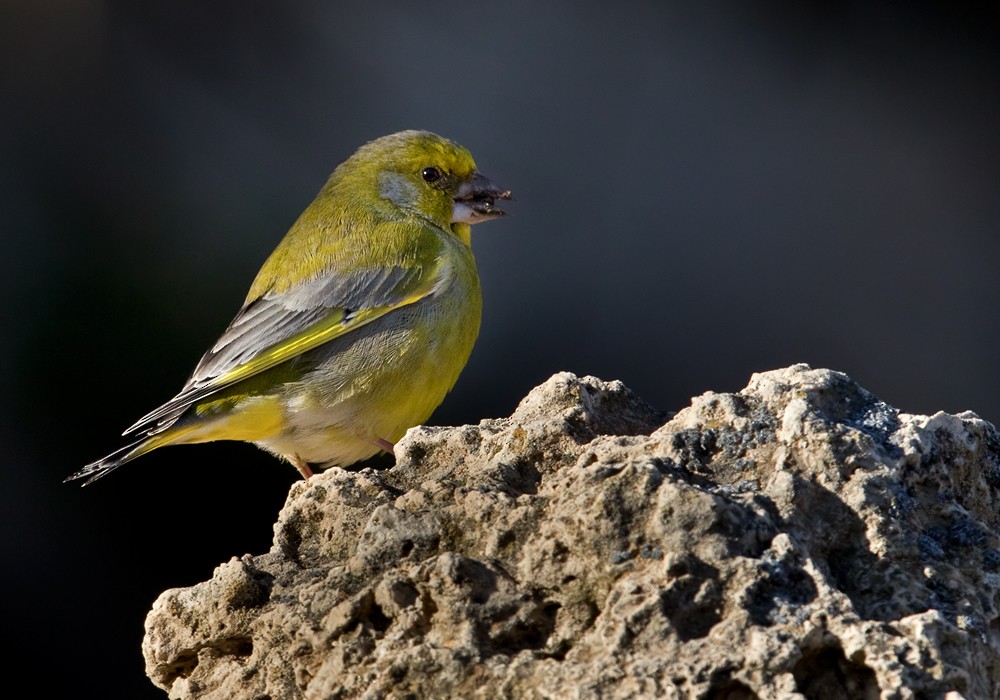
(452, 172), (512, 224)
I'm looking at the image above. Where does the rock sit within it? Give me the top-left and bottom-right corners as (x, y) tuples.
(142, 366), (1000, 699)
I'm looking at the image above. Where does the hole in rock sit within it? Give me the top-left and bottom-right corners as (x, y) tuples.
(660, 555), (722, 640)
(704, 679), (760, 700)
(216, 636), (253, 657)
(792, 645), (879, 700)
(487, 600), (561, 656)
(366, 601), (392, 633)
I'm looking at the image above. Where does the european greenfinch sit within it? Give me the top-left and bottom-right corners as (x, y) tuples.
(68, 130), (510, 485)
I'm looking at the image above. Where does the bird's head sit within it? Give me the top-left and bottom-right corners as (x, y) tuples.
(342, 130), (511, 238)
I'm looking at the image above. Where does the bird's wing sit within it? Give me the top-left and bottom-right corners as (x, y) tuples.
(124, 243), (447, 436)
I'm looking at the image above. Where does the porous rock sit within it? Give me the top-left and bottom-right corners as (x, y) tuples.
(143, 365), (1000, 699)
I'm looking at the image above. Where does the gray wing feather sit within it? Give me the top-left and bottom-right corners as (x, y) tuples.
(123, 264), (426, 435)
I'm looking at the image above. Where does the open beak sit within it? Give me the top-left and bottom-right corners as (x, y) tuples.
(452, 172), (512, 224)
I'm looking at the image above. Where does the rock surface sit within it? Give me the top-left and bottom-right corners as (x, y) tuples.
(143, 366), (1000, 699)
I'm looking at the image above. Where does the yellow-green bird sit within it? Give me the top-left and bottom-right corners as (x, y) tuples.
(67, 130), (510, 485)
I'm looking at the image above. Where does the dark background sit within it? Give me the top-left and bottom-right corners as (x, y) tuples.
(3, 2), (998, 697)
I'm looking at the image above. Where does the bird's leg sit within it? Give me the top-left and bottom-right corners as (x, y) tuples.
(289, 454), (314, 480)
(374, 438), (395, 454)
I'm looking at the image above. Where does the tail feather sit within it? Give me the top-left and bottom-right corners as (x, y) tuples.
(65, 438), (157, 486)
(71, 388), (276, 485)
(69, 403), (199, 485)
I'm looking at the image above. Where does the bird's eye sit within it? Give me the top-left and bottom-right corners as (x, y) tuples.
(421, 167), (441, 183)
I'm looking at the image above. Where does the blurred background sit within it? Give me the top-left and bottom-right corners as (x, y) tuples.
(2, 2), (998, 697)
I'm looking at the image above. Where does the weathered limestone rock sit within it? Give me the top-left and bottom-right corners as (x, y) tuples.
(143, 365), (1000, 699)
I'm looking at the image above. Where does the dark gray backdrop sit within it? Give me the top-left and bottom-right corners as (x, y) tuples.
(3, 3), (998, 697)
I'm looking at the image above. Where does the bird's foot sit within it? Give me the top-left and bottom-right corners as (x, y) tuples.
(374, 438), (395, 454)
(289, 454), (314, 480)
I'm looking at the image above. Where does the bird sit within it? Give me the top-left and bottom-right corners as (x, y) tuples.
(67, 130), (510, 485)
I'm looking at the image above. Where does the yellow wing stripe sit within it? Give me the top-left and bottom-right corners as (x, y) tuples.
(210, 290), (428, 389)
(121, 259), (443, 438)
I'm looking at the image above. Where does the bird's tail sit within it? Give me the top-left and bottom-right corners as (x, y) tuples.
(64, 438), (156, 486)
(65, 426), (194, 486)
